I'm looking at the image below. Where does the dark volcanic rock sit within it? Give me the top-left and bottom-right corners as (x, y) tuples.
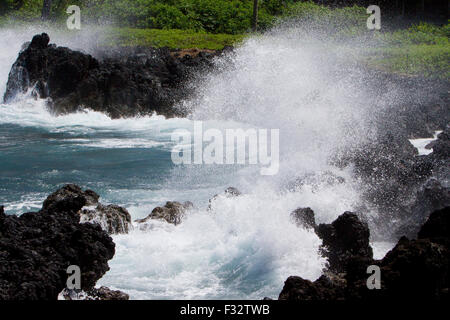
(418, 206), (449, 245)
(135, 201), (193, 226)
(43, 184), (99, 209)
(395, 179), (450, 238)
(427, 126), (450, 160)
(290, 207), (316, 229)
(279, 274), (346, 300)
(4, 33), (220, 119)
(279, 207), (450, 300)
(315, 212), (373, 273)
(0, 195), (115, 300)
(44, 184), (131, 235)
(81, 204), (132, 235)
(86, 286), (129, 300)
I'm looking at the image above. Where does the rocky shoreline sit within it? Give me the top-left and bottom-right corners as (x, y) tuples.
(3, 33), (223, 119)
(0, 34), (449, 300)
(1, 181), (448, 300)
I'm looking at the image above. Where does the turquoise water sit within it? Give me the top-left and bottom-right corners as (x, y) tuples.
(0, 27), (396, 299)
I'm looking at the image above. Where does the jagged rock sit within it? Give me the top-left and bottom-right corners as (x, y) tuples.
(86, 286), (129, 300)
(278, 207), (449, 300)
(279, 274), (345, 300)
(43, 184), (131, 235)
(418, 206), (449, 245)
(135, 201), (193, 225)
(0, 195), (115, 300)
(315, 212), (373, 273)
(426, 126), (450, 160)
(81, 204), (132, 235)
(59, 286), (129, 300)
(4, 34), (221, 119)
(395, 179), (450, 238)
(43, 184), (99, 209)
(290, 207), (316, 229)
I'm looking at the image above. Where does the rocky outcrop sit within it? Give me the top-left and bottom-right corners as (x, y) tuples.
(43, 184), (99, 209)
(81, 204), (132, 235)
(279, 207), (449, 300)
(0, 197), (115, 300)
(4, 33), (220, 119)
(315, 212), (373, 273)
(43, 184), (131, 235)
(59, 286), (129, 300)
(208, 187), (242, 210)
(135, 201), (193, 226)
(290, 207), (316, 229)
(86, 286), (129, 300)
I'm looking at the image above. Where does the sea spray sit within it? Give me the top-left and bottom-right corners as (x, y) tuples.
(0, 24), (402, 299)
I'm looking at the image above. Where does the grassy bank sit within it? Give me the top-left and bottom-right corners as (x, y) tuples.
(104, 28), (245, 50)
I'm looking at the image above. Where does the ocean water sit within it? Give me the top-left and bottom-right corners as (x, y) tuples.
(0, 26), (398, 299)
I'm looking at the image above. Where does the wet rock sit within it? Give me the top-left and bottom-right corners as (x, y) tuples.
(59, 286), (129, 300)
(208, 187), (242, 210)
(86, 286), (129, 300)
(290, 207), (316, 229)
(0, 195), (115, 300)
(4, 34), (221, 119)
(135, 201), (193, 225)
(418, 206), (449, 245)
(376, 236), (448, 300)
(426, 126), (450, 160)
(43, 184), (131, 235)
(395, 179), (450, 238)
(43, 184), (99, 209)
(81, 204), (132, 235)
(278, 274), (345, 300)
(315, 212), (373, 273)
(278, 207), (449, 300)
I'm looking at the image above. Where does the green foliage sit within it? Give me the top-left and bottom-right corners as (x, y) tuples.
(104, 27), (244, 49)
(377, 21), (450, 46)
(365, 44), (450, 79)
(281, 1), (367, 36)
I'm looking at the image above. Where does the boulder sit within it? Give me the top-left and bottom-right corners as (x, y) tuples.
(315, 212), (373, 273)
(135, 201), (193, 225)
(81, 204), (132, 235)
(43, 184), (99, 210)
(0, 195), (115, 300)
(59, 286), (129, 300)
(290, 207), (316, 229)
(86, 286), (129, 300)
(418, 206), (449, 245)
(43, 184), (131, 235)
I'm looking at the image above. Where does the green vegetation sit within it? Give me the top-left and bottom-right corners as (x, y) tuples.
(364, 22), (450, 79)
(1, 1), (448, 78)
(105, 27), (245, 49)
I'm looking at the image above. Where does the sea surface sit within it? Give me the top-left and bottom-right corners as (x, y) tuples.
(0, 26), (405, 299)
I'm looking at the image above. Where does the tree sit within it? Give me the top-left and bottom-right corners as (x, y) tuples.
(252, 0), (259, 32)
(41, 0), (52, 20)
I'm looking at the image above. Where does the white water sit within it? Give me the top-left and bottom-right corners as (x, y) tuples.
(0, 26), (397, 299)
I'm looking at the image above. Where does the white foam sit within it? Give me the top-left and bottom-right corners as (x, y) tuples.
(409, 131), (442, 155)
